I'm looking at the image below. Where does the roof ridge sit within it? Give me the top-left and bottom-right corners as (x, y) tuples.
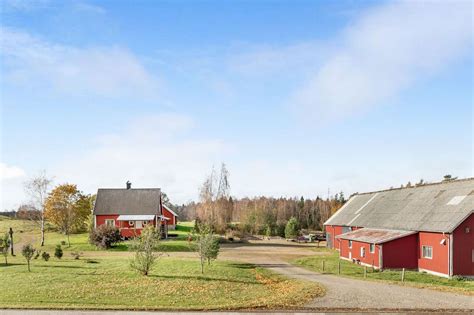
(354, 177), (474, 196)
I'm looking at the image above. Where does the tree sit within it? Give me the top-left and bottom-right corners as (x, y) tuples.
(24, 172), (53, 246)
(130, 226), (162, 276)
(197, 163), (232, 232)
(0, 233), (10, 265)
(45, 184), (91, 246)
(21, 244), (35, 272)
(194, 224), (220, 273)
(285, 217), (299, 239)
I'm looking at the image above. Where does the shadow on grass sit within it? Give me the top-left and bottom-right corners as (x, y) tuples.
(225, 263), (255, 269)
(35, 264), (87, 269)
(223, 242), (317, 249)
(0, 263), (25, 268)
(149, 273), (258, 285)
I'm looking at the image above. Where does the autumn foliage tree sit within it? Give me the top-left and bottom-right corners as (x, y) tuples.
(45, 184), (92, 247)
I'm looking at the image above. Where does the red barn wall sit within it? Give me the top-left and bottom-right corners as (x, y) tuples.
(418, 231), (449, 276)
(162, 207), (176, 226)
(339, 239), (380, 268)
(95, 215), (156, 238)
(325, 225), (344, 250)
(453, 213), (474, 276)
(382, 234), (418, 269)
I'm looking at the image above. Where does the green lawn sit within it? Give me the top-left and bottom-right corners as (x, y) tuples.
(0, 216), (195, 253)
(295, 248), (474, 295)
(0, 254), (323, 310)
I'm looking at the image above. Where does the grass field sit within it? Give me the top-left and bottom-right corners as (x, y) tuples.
(0, 253), (323, 310)
(0, 216), (195, 253)
(296, 248), (474, 295)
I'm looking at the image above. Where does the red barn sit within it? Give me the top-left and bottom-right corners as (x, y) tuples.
(324, 178), (474, 278)
(93, 182), (178, 238)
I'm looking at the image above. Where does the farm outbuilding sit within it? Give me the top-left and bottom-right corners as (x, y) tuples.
(93, 182), (178, 238)
(324, 178), (474, 278)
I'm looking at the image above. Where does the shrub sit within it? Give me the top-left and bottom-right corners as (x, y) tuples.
(60, 241), (66, 246)
(41, 252), (50, 261)
(33, 249), (41, 259)
(54, 245), (63, 259)
(21, 244), (35, 272)
(89, 225), (122, 249)
(194, 224), (220, 273)
(0, 233), (10, 265)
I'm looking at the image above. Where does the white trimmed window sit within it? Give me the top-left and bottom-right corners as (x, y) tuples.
(422, 246), (433, 259)
(370, 244), (375, 253)
(348, 240), (352, 248)
(360, 247), (366, 257)
(105, 219), (115, 227)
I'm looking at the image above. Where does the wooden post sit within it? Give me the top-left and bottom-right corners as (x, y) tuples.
(322, 260), (325, 273)
(364, 266), (367, 278)
(401, 268), (405, 282)
(338, 260), (341, 274)
(8, 228), (14, 256)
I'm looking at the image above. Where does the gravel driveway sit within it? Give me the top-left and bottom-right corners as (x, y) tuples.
(218, 240), (474, 311)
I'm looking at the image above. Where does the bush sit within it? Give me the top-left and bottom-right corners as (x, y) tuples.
(41, 252), (50, 261)
(33, 249), (41, 259)
(60, 241), (66, 246)
(89, 225), (122, 249)
(130, 226), (162, 276)
(54, 245), (63, 259)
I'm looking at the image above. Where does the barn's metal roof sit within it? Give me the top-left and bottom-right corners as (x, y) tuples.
(336, 228), (416, 244)
(93, 188), (161, 215)
(325, 178), (474, 233)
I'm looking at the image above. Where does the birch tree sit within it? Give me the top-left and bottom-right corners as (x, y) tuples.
(24, 172), (53, 246)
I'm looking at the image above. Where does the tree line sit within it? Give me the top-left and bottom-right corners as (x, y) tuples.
(171, 164), (346, 236)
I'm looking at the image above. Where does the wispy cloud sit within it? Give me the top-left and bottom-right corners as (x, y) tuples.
(0, 163), (26, 180)
(73, 2), (106, 15)
(1, 27), (161, 99)
(292, 0), (472, 121)
(54, 113), (229, 203)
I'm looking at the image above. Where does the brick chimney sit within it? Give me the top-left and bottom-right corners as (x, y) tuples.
(126, 181), (131, 189)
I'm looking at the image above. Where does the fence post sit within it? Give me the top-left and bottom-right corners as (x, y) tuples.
(401, 268), (405, 282)
(364, 266), (367, 278)
(338, 260), (341, 274)
(322, 260), (325, 273)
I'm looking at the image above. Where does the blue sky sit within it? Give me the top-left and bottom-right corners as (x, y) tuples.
(1, 0), (472, 210)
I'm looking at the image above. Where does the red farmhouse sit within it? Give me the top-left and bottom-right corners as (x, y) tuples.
(93, 182), (178, 238)
(325, 178), (473, 278)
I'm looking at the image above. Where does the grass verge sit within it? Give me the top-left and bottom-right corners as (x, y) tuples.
(295, 248), (473, 295)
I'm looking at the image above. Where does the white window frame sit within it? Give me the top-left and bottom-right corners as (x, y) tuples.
(360, 247), (366, 258)
(348, 240), (352, 248)
(370, 244), (375, 253)
(422, 245), (433, 259)
(105, 219), (115, 227)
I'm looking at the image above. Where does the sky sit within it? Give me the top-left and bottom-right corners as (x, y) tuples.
(0, 0), (472, 210)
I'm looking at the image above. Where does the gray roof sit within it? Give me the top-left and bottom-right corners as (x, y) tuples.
(336, 228), (416, 244)
(325, 178), (474, 233)
(93, 188), (161, 215)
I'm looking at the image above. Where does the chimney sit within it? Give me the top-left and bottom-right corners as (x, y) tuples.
(126, 181), (131, 189)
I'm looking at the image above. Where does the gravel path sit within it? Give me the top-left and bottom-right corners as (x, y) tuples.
(218, 241), (474, 311)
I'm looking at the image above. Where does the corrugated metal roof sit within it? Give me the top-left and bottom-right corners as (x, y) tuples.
(93, 188), (161, 215)
(325, 178), (474, 233)
(336, 228), (416, 244)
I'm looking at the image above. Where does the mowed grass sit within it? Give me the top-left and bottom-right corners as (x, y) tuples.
(0, 216), (195, 253)
(295, 248), (474, 295)
(0, 254), (323, 310)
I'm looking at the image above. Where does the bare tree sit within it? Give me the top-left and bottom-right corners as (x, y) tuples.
(24, 172), (53, 246)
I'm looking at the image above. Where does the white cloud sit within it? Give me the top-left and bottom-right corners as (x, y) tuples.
(292, 0), (472, 121)
(1, 27), (160, 99)
(53, 113), (229, 204)
(0, 163), (26, 180)
(74, 2), (106, 15)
